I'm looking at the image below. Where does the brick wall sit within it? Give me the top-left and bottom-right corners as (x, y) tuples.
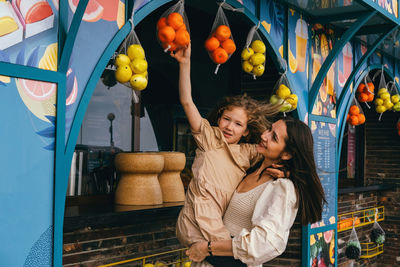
(365, 106), (400, 266)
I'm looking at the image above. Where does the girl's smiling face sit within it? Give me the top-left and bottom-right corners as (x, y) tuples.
(257, 120), (292, 161)
(217, 106), (249, 144)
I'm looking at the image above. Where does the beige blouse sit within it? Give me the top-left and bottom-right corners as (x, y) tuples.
(176, 118), (260, 246)
(229, 179), (298, 267)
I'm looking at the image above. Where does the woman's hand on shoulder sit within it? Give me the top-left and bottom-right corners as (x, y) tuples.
(186, 241), (209, 262)
(264, 163), (290, 179)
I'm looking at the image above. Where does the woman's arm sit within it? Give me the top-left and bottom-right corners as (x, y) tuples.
(171, 44), (202, 132)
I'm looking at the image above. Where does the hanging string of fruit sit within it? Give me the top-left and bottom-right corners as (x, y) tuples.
(345, 220), (361, 260)
(370, 208), (385, 245)
(241, 22), (266, 79)
(114, 3), (149, 92)
(347, 97), (365, 127)
(204, 1), (243, 74)
(388, 81), (400, 112)
(372, 67), (392, 120)
(356, 75), (374, 109)
(156, 0), (190, 53)
(270, 63), (298, 115)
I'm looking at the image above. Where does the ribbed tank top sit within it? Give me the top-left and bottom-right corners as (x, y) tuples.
(223, 182), (268, 236)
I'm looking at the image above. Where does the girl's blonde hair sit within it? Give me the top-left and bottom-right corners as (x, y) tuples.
(208, 94), (281, 143)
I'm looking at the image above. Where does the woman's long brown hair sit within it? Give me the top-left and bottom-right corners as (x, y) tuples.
(281, 117), (326, 225)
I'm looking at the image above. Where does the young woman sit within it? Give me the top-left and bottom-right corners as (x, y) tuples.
(186, 117), (326, 267)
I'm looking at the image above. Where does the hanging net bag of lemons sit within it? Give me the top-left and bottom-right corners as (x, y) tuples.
(204, 1), (243, 74)
(356, 74), (375, 109)
(270, 67), (298, 115)
(114, 1), (148, 92)
(346, 97), (365, 127)
(156, 0), (190, 53)
(241, 23), (266, 79)
(388, 81), (400, 112)
(373, 67), (391, 120)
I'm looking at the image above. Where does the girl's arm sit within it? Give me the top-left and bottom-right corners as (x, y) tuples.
(186, 240), (233, 262)
(171, 44), (202, 132)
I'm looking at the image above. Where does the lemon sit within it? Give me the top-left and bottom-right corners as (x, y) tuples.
(127, 44), (145, 60)
(115, 65), (132, 83)
(280, 100), (293, 112)
(374, 98), (384, 106)
(286, 93), (298, 106)
(251, 40), (266, 53)
(380, 92), (390, 100)
(375, 105), (386, 113)
(270, 94), (283, 105)
(144, 264), (155, 267)
(241, 47), (254, 60)
(393, 102), (400, 111)
(130, 59), (148, 74)
(383, 99), (393, 110)
(249, 53), (265, 65)
(242, 60), (253, 73)
(391, 94), (399, 103)
(277, 84), (291, 99)
(130, 74), (148, 91)
(377, 88), (388, 96)
(183, 262), (191, 267)
(252, 64), (265, 76)
(114, 54), (131, 67)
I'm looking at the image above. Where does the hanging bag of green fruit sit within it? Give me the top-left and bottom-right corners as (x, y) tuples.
(270, 72), (298, 115)
(241, 23), (266, 79)
(370, 208), (385, 245)
(388, 81), (400, 112)
(345, 221), (361, 261)
(204, 2), (243, 74)
(114, 3), (148, 92)
(357, 75), (374, 109)
(156, 0), (190, 53)
(347, 97), (365, 127)
(373, 67), (391, 120)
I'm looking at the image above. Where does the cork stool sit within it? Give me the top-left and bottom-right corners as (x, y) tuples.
(114, 152), (164, 205)
(158, 152), (186, 202)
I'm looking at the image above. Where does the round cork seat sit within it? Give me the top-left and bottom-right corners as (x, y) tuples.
(114, 152), (164, 205)
(158, 152), (186, 202)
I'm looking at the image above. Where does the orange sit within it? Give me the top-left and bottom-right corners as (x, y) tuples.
(349, 115), (359, 126)
(214, 25), (231, 41)
(357, 92), (368, 102)
(346, 114), (350, 122)
(212, 48), (228, 64)
(221, 39), (236, 54)
(178, 24), (187, 31)
(349, 105), (360, 115)
(175, 29), (190, 47)
(367, 82), (375, 92)
(357, 83), (365, 93)
(167, 12), (184, 30)
(162, 41), (177, 52)
(367, 92), (374, 102)
(357, 113), (366, 124)
(158, 26), (175, 43)
(157, 17), (168, 30)
(205, 37), (220, 52)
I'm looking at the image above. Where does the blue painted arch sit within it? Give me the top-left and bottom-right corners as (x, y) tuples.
(56, 0), (300, 264)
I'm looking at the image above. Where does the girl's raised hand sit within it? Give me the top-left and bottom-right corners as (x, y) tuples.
(170, 43), (191, 64)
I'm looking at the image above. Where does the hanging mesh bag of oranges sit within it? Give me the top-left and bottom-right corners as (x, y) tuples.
(114, 2), (149, 92)
(241, 23), (266, 79)
(373, 67), (392, 120)
(347, 97), (365, 127)
(156, 0), (190, 53)
(204, 2), (243, 74)
(388, 81), (400, 112)
(270, 71), (298, 116)
(356, 74), (374, 109)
